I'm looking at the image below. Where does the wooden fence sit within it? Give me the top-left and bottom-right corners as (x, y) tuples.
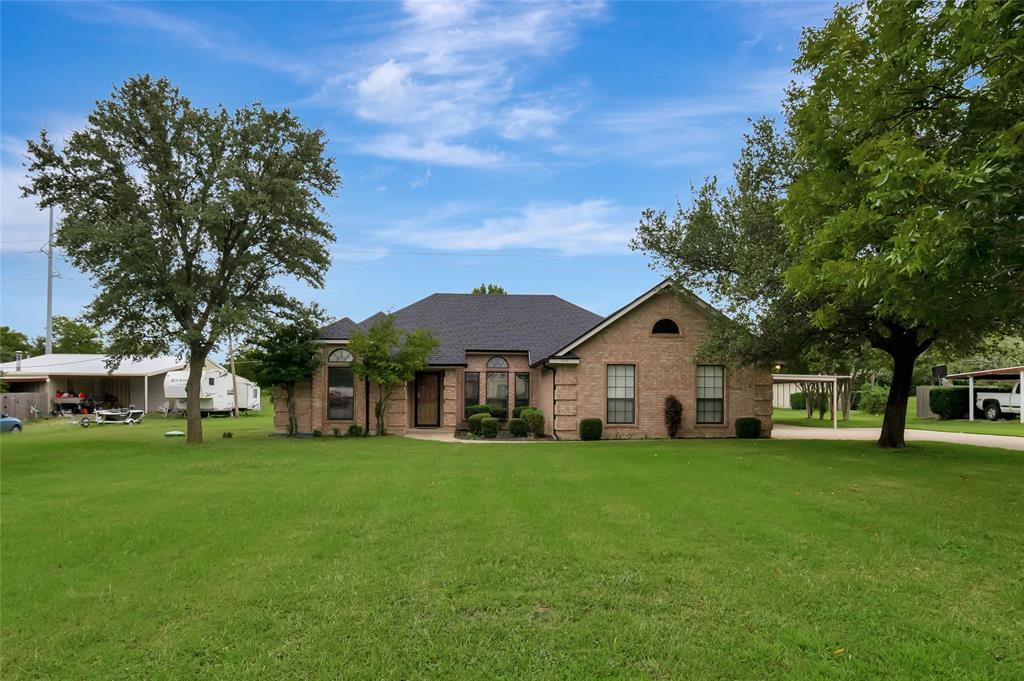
(1, 393), (46, 422)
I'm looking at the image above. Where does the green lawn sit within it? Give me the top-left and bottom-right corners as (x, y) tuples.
(775, 397), (1024, 437)
(2, 412), (1023, 679)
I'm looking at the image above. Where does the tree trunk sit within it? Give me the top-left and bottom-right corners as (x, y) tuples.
(285, 385), (298, 436)
(374, 384), (392, 435)
(185, 355), (206, 444)
(876, 331), (930, 449)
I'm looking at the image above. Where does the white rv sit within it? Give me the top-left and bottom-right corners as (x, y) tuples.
(163, 366), (261, 415)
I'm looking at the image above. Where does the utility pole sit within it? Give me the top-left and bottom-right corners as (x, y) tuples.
(45, 206), (54, 355)
(228, 331), (240, 418)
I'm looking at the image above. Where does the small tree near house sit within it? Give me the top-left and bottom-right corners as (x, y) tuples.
(240, 305), (325, 437)
(664, 395), (683, 438)
(348, 316), (438, 436)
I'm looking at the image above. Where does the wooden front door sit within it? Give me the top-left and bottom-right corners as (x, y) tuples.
(415, 372), (441, 427)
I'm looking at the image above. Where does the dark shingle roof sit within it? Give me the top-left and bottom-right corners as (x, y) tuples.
(319, 316), (365, 340)
(322, 293), (602, 366)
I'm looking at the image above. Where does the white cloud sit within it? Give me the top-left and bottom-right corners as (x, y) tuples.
(410, 168), (433, 189)
(331, 247), (390, 262)
(356, 135), (505, 168)
(378, 198), (634, 255)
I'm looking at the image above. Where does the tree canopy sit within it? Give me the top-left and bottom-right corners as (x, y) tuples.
(471, 283), (507, 295)
(635, 0), (1024, 448)
(22, 75), (340, 443)
(348, 316), (437, 435)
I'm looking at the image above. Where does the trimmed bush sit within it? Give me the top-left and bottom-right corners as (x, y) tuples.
(735, 417), (762, 439)
(930, 387), (970, 420)
(347, 424), (364, 437)
(312, 429), (322, 438)
(332, 427), (342, 437)
(859, 385), (889, 416)
(579, 418), (602, 441)
(468, 413), (488, 435)
(509, 418), (528, 437)
(465, 404), (491, 419)
(789, 392), (806, 410)
(664, 395), (683, 438)
(481, 417), (499, 438)
(488, 405), (507, 420)
(521, 407), (545, 437)
(512, 405), (533, 419)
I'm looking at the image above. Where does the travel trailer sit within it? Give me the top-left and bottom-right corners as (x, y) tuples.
(163, 366), (261, 416)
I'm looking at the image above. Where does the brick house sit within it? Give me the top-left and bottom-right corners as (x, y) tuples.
(276, 279), (773, 439)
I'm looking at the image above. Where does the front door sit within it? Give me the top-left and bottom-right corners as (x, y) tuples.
(415, 372), (441, 427)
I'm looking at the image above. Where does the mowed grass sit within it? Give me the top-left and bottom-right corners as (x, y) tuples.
(774, 397), (1024, 437)
(2, 413), (1023, 679)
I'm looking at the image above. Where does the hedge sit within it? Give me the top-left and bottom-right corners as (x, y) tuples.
(509, 418), (528, 437)
(347, 424), (364, 437)
(481, 417), (499, 438)
(664, 395), (683, 438)
(512, 405), (530, 419)
(488, 405), (508, 420)
(579, 418), (602, 441)
(468, 413), (488, 435)
(930, 387), (970, 420)
(465, 404), (491, 419)
(735, 417), (762, 439)
(520, 407), (545, 437)
(789, 392), (806, 411)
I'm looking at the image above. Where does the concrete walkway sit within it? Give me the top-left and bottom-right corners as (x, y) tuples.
(772, 424), (1024, 452)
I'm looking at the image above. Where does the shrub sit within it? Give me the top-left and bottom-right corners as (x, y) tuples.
(512, 405), (531, 419)
(465, 404), (491, 419)
(664, 395), (683, 438)
(312, 429), (322, 438)
(521, 407), (545, 437)
(509, 418), (528, 437)
(488, 405), (507, 420)
(789, 392), (806, 410)
(468, 412), (488, 435)
(347, 423), (364, 437)
(930, 387), (970, 420)
(859, 385), (889, 415)
(332, 427), (342, 437)
(481, 417), (499, 438)
(735, 417), (762, 438)
(222, 431), (233, 439)
(579, 418), (602, 441)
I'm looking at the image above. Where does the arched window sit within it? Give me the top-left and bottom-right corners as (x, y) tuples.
(486, 356), (508, 368)
(652, 319), (680, 335)
(328, 348), (353, 363)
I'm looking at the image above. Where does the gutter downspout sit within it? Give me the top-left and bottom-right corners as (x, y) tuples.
(550, 365), (560, 440)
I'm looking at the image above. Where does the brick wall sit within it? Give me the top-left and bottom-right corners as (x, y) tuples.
(554, 290), (772, 439)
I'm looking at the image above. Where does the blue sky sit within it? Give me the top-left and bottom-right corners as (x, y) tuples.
(1, 0), (832, 341)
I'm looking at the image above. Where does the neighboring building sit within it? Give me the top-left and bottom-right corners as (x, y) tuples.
(279, 279), (773, 439)
(0, 354), (243, 415)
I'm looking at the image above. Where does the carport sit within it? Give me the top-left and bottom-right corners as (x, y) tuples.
(772, 373), (853, 430)
(946, 366), (1024, 424)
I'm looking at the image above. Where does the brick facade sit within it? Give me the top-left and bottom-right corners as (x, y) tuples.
(278, 288), (771, 439)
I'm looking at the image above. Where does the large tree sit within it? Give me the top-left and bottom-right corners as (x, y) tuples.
(0, 327), (33, 364)
(239, 305), (325, 437)
(636, 1), (1024, 449)
(32, 316), (105, 355)
(782, 0), (1024, 447)
(22, 76), (340, 443)
(348, 316), (437, 436)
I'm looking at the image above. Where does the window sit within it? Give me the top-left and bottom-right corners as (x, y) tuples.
(464, 371), (480, 409)
(486, 371), (508, 413)
(607, 364), (635, 424)
(328, 367), (354, 420)
(328, 348), (353, 363)
(515, 372), (530, 409)
(652, 319), (680, 334)
(208, 377), (215, 386)
(696, 365), (725, 424)
(486, 356), (508, 368)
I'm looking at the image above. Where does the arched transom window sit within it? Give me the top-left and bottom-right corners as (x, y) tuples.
(652, 319), (680, 335)
(486, 356), (508, 368)
(328, 348), (353, 363)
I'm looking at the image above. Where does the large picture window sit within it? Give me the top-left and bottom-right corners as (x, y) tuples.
(328, 367), (354, 420)
(515, 372), (530, 409)
(486, 371), (508, 413)
(607, 364), (635, 424)
(696, 365), (725, 424)
(464, 371), (480, 409)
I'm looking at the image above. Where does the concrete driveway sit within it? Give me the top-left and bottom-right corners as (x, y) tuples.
(772, 424), (1024, 452)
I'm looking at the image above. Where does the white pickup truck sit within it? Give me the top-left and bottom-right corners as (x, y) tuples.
(975, 382), (1022, 420)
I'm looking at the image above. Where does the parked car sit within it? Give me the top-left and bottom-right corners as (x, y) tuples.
(975, 381), (1022, 420)
(0, 412), (23, 432)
